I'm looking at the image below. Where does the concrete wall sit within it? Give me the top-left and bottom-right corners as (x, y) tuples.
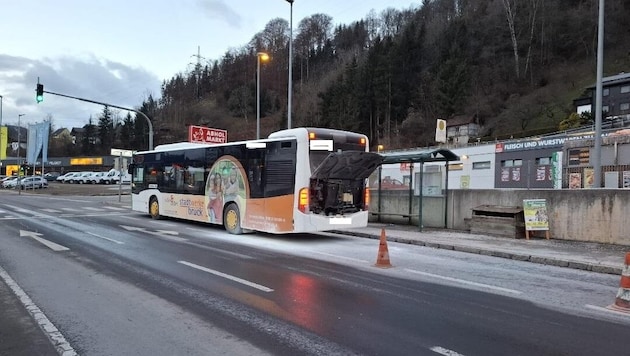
(370, 189), (630, 246)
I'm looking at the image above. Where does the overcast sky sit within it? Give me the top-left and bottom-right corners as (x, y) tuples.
(0, 0), (416, 130)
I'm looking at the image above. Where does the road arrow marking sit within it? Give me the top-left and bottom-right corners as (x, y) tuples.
(20, 230), (69, 252)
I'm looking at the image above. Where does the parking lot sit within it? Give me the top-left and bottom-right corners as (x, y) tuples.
(2, 180), (130, 196)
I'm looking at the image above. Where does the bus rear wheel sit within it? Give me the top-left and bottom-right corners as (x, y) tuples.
(149, 197), (161, 220)
(223, 203), (242, 234)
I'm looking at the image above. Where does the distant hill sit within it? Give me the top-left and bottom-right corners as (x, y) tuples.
(135, 0), (630, 151)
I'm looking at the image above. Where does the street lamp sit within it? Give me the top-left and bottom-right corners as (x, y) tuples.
(377, 144), (384, 153)
(285, 0), (294, 129)
(257, 52), (270, 140)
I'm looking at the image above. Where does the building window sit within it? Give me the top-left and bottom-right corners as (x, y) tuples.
(472, 161), (491, 170)
(536, 157), (551, 165)
(621, 85), (630, 94)
(620, 103), (630, 111)
(501, 159), (522, 167)
(603, 105), (609, 113)
(603, 88), (610, 96)
(448, 163), (463, 171)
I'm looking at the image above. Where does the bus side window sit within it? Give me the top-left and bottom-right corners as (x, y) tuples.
(247, 149), (266, 199)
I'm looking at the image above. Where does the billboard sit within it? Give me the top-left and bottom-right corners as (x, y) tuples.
(188, 125), (228, 144)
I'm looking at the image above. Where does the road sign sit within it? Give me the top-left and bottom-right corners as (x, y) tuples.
(110, 148), (134, 157)
(188, 125), (228, 144)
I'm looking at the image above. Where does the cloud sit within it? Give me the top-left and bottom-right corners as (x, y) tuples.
(0, 54), (161, 129)
(196, 0), (242, 28)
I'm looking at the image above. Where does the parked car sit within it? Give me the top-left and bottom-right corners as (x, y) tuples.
(4, 176), (47, 189)
(43, 172), (61, 181)
(19, 176), (48, 189)
(101, 169), (120, 184)
(90, 172), (107, 184)
(56, 172), (77, 183)
(63, 172), (86, 184)
(77, 171), (96, 184)
(1, 176), (19, 188)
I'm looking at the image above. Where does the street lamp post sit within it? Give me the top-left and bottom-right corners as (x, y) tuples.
(257, 52), (270, 140)
(285, 0), (294, 129)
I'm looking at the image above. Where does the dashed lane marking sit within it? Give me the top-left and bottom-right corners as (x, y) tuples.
(431, 346), (465, 356)
(178, 261), (274, 292)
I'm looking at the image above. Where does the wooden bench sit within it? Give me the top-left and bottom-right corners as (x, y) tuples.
(470, 205), (525, 238)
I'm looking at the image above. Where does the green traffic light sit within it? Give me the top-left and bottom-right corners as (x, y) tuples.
(36, 83), (44, 103)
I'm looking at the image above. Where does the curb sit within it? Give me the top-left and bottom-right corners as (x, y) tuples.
(333, 230), (622, 275)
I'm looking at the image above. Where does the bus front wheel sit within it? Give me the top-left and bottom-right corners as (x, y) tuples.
(223, 203), (242, 235)
(149, 197), (161, 220)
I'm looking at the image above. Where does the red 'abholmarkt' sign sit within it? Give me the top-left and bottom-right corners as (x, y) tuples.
(188, 125), (228, 144)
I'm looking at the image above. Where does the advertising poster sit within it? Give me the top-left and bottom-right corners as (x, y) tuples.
(624, 171), (630, 188)
(569, 173), (581, 189)
(460, 175), (470, 189)
(583, 168), (594, 188)
(523, 199), (549, 231)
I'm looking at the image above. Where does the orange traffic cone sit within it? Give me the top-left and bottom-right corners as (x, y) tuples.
(610, 252), (630, 313)
(375, 228), (392, 268)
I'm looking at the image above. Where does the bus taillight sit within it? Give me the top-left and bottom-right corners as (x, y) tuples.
(298, 187), (309, 213)
(360, 137), (366, 145)
(308, 132), (316, 140)
(364, 188), (370, 210)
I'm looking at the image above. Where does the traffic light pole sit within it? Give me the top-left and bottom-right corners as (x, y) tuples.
(41, 90), (154, 150)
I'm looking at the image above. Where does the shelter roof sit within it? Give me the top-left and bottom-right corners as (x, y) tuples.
(380, 148), (459, 164)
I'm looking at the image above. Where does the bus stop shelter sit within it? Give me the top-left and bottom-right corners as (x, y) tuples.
(373, 148), (460, 231)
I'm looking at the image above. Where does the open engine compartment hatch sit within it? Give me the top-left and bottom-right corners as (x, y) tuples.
(309, 151), (383, 216)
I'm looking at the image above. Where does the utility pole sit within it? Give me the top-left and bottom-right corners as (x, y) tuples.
(190, 46), (204, 100)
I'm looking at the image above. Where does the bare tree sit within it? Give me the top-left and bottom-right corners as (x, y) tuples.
(501, 0), (521, 78)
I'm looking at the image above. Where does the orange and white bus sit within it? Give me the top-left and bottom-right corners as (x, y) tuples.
(129, 127), (383, 234)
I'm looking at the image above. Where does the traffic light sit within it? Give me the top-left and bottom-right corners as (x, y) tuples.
(36, 84), (44, 103)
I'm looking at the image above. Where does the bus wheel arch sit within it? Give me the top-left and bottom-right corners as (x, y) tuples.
(223, 203), (242, 234)
(149, 196), (161, 220)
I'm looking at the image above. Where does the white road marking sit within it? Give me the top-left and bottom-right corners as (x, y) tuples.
(60, 207), (81, 212)
(0, 266), (77, 355)
(40, 208), (62, 213)
(405, 269), (522, 295)
(103, 206), (126, 211)
(87, 232), (125, 244)
(585, 304), (630, 317)
(83, 207), (104, 211)
(20, 230), (70, 252)
(314, 251), (369, 264)
(149, 221), (179, 227)
(178, 261), (274, 292)
(431, 346), (465, 356)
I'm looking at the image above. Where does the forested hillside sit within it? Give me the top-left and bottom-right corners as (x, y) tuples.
(137, 0), (630, 151)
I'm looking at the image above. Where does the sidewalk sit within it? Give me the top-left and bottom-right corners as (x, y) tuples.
(335, 223), (629, 275)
